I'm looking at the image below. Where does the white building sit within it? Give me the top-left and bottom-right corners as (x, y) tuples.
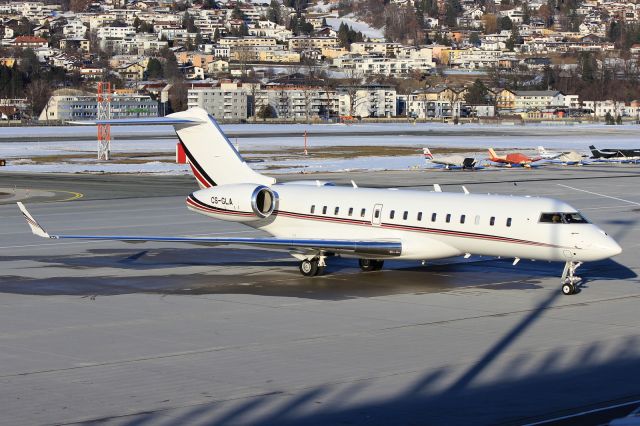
(514, 90), (565, 110)
(187, 83), (248, 121)
(63, 20), (87, 38)
(337, 85), (396, 118)
(96, 26), (136, 40)
(39, 90), (158, 122)
(333, 54), (434, 76)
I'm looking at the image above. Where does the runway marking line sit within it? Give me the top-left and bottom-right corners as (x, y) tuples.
(558, 184), (640, 207)
(523, 399), (640, 425)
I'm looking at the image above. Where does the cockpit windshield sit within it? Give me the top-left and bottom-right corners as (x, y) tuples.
(539, 212), (589, 224)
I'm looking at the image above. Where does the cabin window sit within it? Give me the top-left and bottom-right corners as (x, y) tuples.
(490, 216), (495, 226)
(539, 212), (588, 224)
(348, 207), (353, 216)
(322, 206), (327, 215)
(417, 212), (423, 221)
(460, 215), (466, 224)
(446, 214), (451, 223)
(390, 210), (395, 219)
(432, 213), (437, 222)
(475, 215), (480, 225)
(310, 205), (315, 214)
(334, 207), (339, 215)
(506, 218), (512, 227)
(403, 211), (408, 220)
(360, 208), (366, 217)
(374, 210), (380, 219)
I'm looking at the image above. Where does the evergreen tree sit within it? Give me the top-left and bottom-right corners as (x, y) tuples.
(464, 79), (490, 104)
(267, 0), (282, 24)
(232, 3), (246, 20)
(444, 0), (463, 27)
(146, 58), (163, 79)
(500, 16), (513, 31)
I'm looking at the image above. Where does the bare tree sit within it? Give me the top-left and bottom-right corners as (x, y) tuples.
(26, 79), (52, 122)
(340, 68), (366, 116)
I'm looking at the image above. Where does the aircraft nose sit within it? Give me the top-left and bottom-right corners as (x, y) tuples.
(601, 236), (622, 258)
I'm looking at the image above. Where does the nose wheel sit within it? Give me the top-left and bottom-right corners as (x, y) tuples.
(561, 261), (582, 295)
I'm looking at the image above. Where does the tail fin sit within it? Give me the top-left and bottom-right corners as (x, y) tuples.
(71, 107), (275, 188)
(537, 146), (546, 155)
(423, 147), (433, 161)
(488, 148), (498, 159)
(588, 145), (601, 158)
(170, 108), (274, 188)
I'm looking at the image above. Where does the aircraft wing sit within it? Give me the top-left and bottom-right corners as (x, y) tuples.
(17, 203), (402, 257)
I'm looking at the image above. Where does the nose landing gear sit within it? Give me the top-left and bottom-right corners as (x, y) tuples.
(561, 261), (583, 295)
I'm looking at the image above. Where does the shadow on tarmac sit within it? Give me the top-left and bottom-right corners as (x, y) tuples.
(71, 289), (640, 426)
(0, 247), (635, 299)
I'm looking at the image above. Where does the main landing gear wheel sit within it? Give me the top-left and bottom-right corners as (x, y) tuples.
(300, 259), (318, 276)
(359, 259), (384, 271)
(560, 261), (583, 295)
(299, 258), (326, 276)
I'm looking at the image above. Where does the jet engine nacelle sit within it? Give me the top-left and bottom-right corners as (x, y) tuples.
(187, 183), (278, 222)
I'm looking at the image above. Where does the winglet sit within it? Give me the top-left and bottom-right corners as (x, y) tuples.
(16, 202), (51, 238)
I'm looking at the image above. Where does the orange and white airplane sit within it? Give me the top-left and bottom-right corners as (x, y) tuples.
(487, 148), (543, 168)
(17, 108), (622, 295)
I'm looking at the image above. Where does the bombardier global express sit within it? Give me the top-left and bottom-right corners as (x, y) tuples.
(17, 108), (622, 295)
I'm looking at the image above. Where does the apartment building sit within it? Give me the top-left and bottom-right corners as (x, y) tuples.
(187, 82), (248, 121)
(288, 36), (339, 51)
(332, 55), (434, 76)
(514, 90), (565, 110)
(255, 86), (337, 120)
(38, 90), (158, 122)
(337, 85), (397, 118)
(219, 36), (277, 48)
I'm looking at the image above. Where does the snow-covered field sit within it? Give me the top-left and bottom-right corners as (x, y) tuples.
(325, 14), (385, 39)
(1, 123), (639, 174)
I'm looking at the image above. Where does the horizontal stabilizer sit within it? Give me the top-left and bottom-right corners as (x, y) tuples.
(68, 117), (206, 126)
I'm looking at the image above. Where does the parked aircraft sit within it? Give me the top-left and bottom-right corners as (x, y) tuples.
(487, 148), (542, 168)
(589, 145), (640, 161)
(537, 146), (586, 165)
(423, 147), (480, 170)
(17, 108), (622, 295)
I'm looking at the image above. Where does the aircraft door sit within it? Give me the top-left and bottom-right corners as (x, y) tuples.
(372, 204), (383, 226)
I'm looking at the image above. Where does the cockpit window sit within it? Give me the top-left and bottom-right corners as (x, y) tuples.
(539, 212), (589, 224)
(563, 213), (589, 223)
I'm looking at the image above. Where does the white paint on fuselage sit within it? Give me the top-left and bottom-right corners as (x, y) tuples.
(189, 185), (622, 263)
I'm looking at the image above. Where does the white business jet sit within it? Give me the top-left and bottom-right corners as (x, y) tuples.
(17, 108), (621, 295)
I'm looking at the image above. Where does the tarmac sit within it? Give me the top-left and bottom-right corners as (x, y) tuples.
(1, 166), (640, 425)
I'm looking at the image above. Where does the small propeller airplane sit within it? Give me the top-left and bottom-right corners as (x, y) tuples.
(487, 148), (543, 168)
(589, 145), (640, 162)
(16, 108), (622, 295)
(423, 147), (481, 170)
(537, 146), (586, 165)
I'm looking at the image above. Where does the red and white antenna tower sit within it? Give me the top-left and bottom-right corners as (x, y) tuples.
(97, 82), (112, 160)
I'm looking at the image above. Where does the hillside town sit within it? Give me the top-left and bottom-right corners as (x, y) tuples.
(1, 0), (640, 123)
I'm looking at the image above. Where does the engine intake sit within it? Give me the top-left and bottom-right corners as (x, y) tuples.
(188, 184), (278, 222)
(252, 186), (276, 218)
